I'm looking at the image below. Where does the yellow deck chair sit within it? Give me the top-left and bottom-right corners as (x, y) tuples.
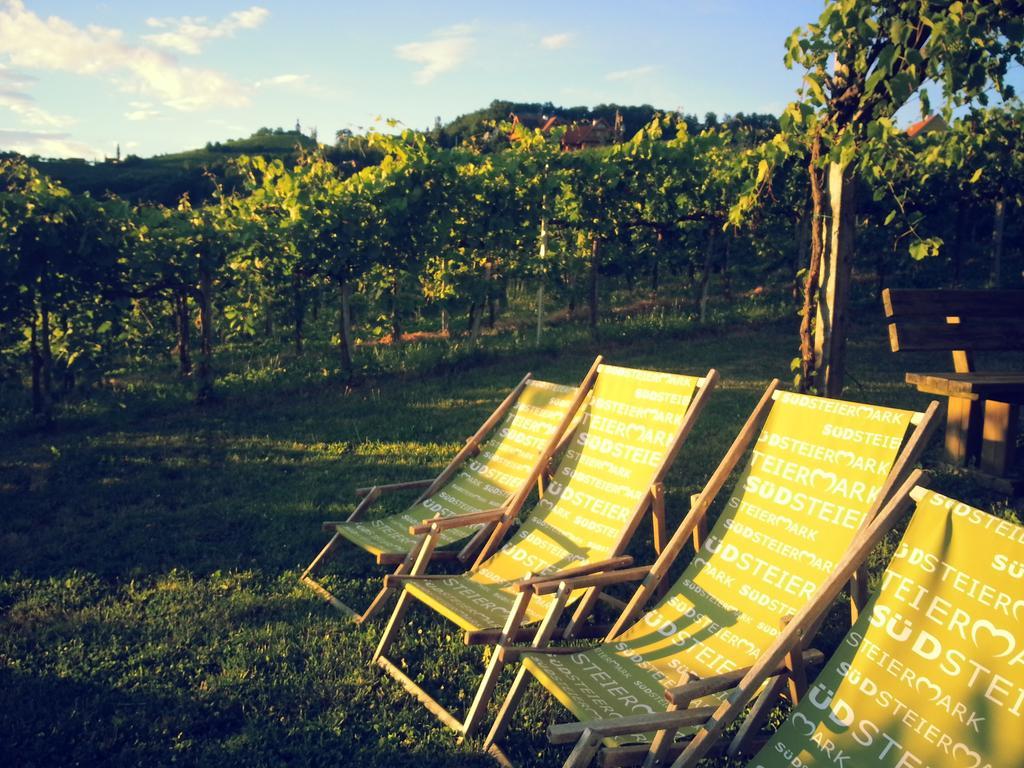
(559, 484), (1024, 768)
(372, 363), (719, 738)
(300, 364), (591, 623)
(485, 382), (940, 766)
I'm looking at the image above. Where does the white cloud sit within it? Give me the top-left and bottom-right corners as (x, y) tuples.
(0, 63), (72, 128)
(0, 0), (250, 111)
(395, 25), (473, 85)
(0, 89), (71, 127)
(144, 6), (269, 55)
(606, 65), (657, 81)
(540, 32), (572, 50)
(255, 73), (309, 88)
(125, 107), (160, 121)
(0, 128), (101, 158)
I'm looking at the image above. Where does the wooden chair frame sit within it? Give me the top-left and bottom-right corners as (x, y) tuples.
(372, 366), (720, 739)
(554, 471), (928, 768)
(481, 384), (940, 767)
(300, 360), (596, 623)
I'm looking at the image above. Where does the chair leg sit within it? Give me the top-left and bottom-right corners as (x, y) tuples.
(463, 646), (507, 736)
(356, 584), (395, 623)
(485, 583), (571, 749)
(300, 532), (341, 580)
(484, 665), (533, 750)
(373, 589), (413, 664)
(643, 708), (680, 767)
(565, 727), (603, 768)
(463, 589), (533, 736)
(299, 574), (358, 619)
(726, 674), (787, 757)
(357, 559), (413, 623)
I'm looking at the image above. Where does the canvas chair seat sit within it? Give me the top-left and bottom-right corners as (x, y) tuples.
(748, 486), (1024, 768)
(301, 374), (581, 621)
(484, 386), (941, 764)
(374, 362), (718, 738)
(336, 486), (512, 557)
(400, 365), (702, 633)
(519, 391), (920, 746)
(334, 378), (577, 557)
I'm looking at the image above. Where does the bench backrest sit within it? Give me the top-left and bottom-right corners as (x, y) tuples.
(883, 288), (1024, 372)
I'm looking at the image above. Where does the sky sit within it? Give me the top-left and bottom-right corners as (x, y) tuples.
(0, 1), (1016, 160)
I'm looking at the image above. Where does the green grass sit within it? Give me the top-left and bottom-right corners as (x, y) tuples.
(2, 311), (1021, 767)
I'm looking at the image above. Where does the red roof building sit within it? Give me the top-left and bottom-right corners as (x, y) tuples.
(905, 113), (948, 138)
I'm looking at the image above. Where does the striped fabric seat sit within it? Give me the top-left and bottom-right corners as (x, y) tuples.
(336, 378), (577, 557)
(749, 486), (1024, 768)
(519, 391), (921, 745)
(375, 362), (717, 739)
(405, 365), (702, 631)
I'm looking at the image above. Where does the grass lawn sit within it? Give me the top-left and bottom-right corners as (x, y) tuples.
(2, 311), (1020, 767)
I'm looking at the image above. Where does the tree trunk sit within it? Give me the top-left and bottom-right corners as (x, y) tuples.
(795, 204), (810, 304)
(176, 289), (192, 376)
(799, 133), (827, 393)
(468, 302), (483, 345)
(337, 279), (353, 374)
(721, 231), (732, 302)
(196, 268), (215, 403)
(536, 217), (547, 344)
(698, 225), (717, 323)
(292, 273), (304, 354)
(39, 292), (53, 420)
(440, 307), (449, 336)
(485, 261), (496, 330)
(814, 160), (857, 398)
(535, 283), (545, 347)
(498, 277), (509, 311)
(29, 297), (43, 417)
(652, 230), (663, 296)
(991, 197), (1006, 288)
(390, 273), (402, 345)
(588, 236), (600, 331)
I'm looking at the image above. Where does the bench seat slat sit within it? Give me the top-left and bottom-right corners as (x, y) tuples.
(905, 372), (1024, 401)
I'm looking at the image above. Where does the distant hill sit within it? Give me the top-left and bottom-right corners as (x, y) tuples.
(432, 100), (779, 148)
(20, 128), (376, 206)
(11, 103), (779, 206)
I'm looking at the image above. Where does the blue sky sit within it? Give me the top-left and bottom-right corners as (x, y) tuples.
(0, 1), (1013, 159)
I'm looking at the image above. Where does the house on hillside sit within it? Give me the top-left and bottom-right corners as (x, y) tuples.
(510, 112), (562, 132)
(905, 113), (947, 138)
(560, 118), (614, 151)
(509, 110), (624, 150)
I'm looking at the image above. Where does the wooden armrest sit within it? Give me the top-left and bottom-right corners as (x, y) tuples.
(355, 478), (434, 496)
(529, 566), (652, 596)
(515, 556), (635, 592)
(408, 507), (506, 535)
(664, 648), (825, 705)
(548, 706), (719, 744)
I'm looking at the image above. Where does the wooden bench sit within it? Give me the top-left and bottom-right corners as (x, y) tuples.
(883, 288), (1024, 492)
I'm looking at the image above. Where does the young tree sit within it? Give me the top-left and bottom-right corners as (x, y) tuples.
(761, 0), (1023, 394)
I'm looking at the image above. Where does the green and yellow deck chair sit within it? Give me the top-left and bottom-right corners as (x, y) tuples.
(300, 362), (593, 623)
(559, 484), (1024, 768)
(484, 383), (940, 766)
(372, 363), (719, 738)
